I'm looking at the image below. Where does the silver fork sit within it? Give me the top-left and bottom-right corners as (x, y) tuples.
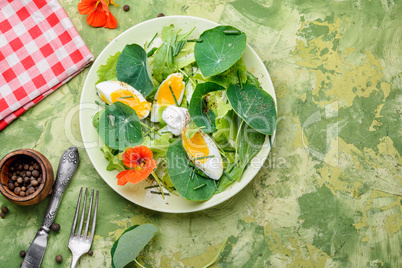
(68, 188), (99, 268)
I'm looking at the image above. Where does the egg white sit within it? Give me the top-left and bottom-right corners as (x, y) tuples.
(150, 73), (185, 122)
(96, 81), (151, 119)
(184, 131), (223, 180)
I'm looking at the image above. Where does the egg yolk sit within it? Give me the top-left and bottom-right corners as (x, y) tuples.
(157, 73), (184, 106)
(107, 89), (151, 117)
(182, 132), (210, 164)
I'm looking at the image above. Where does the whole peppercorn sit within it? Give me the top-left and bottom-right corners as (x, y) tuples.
(55, 255), (62, 263)
(0, 212), (5, 218)
(51, 223), (61, 232)
(158, 13), (165, 17)
(123, 5), (130, 11)
(20, 250), (26, 258)
(1, 206), (8, 214)
(88, 250), (93, 256)
(32, 170), (40, 177)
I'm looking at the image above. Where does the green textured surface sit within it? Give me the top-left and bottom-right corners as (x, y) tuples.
(1, 0), (401, 267)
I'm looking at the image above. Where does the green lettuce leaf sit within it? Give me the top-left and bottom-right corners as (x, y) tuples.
(209, 58), (247, 88)
(96, 51), (121, 84)
(206, 90), (233, 119)
(100, 145), (125, 172)
(141, 133), (172, 159)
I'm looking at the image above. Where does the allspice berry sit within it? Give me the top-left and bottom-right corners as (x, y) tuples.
(158, 13), (165, 17)
(55, 255), (62, 263)
(88, 250), (93, 256)
(0, 212), (5, 218)
(123, 5), (130, 11)
(20, 250), (26, 258)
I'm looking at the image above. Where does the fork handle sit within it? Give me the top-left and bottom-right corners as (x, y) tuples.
(41, 147), (79, 231)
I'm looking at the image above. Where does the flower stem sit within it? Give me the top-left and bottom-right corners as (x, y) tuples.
(201, 237), (228, 268)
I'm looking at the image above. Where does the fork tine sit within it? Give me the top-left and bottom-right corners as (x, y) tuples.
(89, 190), (99, 241)
(84, 189), (94, 239)
(77, 188), (88, 237)
(69, 187), (83, 239)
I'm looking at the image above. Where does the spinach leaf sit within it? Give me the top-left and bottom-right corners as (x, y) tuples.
(97, 102), (143, 150)
(167, 140), (216, 201)
(116, 44), (154, 96)
(188, 82), (225, 133)
(227, 83), (277, 135)
(195, 26), (247, 77)
(111, 224), (158, 268)
(96, 51), (121, 84)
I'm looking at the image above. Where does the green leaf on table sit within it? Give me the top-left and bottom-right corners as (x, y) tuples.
(97, 102), (143, 151)
(195, 26), (247, 77)
(116, 44), (154, 96)
(111, 224), (158, 268)
(97, 51), (121, 84)
(227, 83), (277, 135)
(188, 82), (225, 133)
(167, 140), (216, 201)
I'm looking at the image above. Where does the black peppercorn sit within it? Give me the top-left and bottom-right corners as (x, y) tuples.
(51, 223), (61, 232)
(55, 255), (62, 263)
(1, 206), (8, 214)
(88, 250), (93, 256)
(0, 212), (5, 218)
(123, 5), (130, 11)
(158, 13), (165, 17)
(20, 250), (26, 258)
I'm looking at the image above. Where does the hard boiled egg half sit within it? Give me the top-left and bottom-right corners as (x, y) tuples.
(150, 73), (185, 122)
(182, 130), (223, 180)
(96, 81), (151, 119)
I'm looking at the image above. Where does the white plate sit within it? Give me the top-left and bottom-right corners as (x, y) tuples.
(79, 16), (276, 213)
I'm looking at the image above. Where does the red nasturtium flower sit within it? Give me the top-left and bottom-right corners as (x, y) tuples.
(116, 146), (157, 186)
(77, 0), (118, 29)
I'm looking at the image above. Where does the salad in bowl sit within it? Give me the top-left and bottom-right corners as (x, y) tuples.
(80, 16), (277, 212)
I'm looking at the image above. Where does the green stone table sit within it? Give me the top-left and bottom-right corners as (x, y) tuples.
(1, 1), (401, 267)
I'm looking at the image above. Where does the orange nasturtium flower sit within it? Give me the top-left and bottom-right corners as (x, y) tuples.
(77, 0), (118, 29)
(116, 146), (157, 186)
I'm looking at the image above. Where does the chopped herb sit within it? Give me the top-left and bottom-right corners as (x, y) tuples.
(147, 47), (158, 57)
(144, 185), (160, 189)
(237, 70), (243, 89)
(170, 46), (174, 64)
(223, 29), (241, 35)
(95, 100), (108, 107)
(147, 32), (158, 48)
(150, 191), (170, 196)
(194, 155), (215, 161)
(169, 85), (179, 106)
(223, 170), (233, 181)
(173, 40), (186, 57)
(187, 39), (203, 43)
(118, 96), (134, 99)
(193, 183), (206, 190)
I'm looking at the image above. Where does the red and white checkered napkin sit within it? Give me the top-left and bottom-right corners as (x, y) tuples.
(0, 0), (94, 131)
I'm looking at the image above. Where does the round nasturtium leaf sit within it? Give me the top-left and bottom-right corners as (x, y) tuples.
(195, 26), (247, 77)
(227, 83), (277, 135)
(97, 102), (143, 150)
(116, 44), (154, 96)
